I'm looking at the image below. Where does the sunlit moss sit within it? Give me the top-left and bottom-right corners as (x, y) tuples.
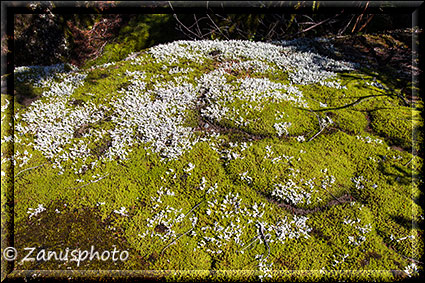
(8, 38), (422, 281)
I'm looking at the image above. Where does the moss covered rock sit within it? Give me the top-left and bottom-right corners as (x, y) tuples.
(3, 38), (422, 281)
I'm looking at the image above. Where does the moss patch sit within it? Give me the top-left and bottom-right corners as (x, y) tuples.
(6, 38), (423, 281)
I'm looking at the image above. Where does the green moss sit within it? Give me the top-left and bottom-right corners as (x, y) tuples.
(14, 201), (146, 270)
(330, 109), (368, 134)
(8, 37), (423, 281)
(370, 107), (419, 150)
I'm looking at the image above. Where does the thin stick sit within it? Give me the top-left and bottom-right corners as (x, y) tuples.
(308, 114), (325, 142)
(161, 228), (193, 255)
(15, 163), (48, 179)
(307, 127), (325, 142)
(257, 221), (270, 260)
(207, 14), (229, 40)
(70, 173), (110, 190)
(300, 94), (386, 113)
(403, 158), (413, 167)
(320, 185), (343, 205)
(296, 13), (341, 35)
(358, 14), (374, 33)
(240, 235), (260, 252)
(351, 1), (369, 33)
(193, 14), (203, 39)
(185, 200), (204, 216)
(399, 253), (423, 265)
(173, 14), (202, 40)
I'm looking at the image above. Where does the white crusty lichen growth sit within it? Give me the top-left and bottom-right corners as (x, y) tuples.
(13, 39), (357, 174)
(274, 122), (292, 137)
(10, 36), (420, 280)
(110, 71), (197, 161)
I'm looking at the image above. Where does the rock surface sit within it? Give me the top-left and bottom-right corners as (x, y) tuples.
(2, 38), (423, 280)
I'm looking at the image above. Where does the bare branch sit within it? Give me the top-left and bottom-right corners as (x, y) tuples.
(296, 13), (342, 35)
(173, 14), (202, 40)
(160, 228), (194, 255)
(358, 14), (374, 32)
(193, 14), (203, 38)
(339, 14), (355, 35)
(351, 1), (369, 33)
(207, 14), (229, 40)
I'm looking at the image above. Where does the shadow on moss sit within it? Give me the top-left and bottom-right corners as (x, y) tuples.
(14, 201), (147, 270)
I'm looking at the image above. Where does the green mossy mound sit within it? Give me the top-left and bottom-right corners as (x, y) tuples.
(3, 37), (422, 281)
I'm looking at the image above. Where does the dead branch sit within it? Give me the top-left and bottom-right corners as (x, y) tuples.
(296, 13), (342, 35)
(173, 14), (202, 40)
(351, 1), (369, 33)
(207, 14), (229, 40)
(308, 113), (326, 142)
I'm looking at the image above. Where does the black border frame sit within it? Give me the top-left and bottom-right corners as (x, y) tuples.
(1, 1), (424, 282)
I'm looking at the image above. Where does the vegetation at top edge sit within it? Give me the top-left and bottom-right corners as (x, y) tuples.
(13, 1), (415, 68)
